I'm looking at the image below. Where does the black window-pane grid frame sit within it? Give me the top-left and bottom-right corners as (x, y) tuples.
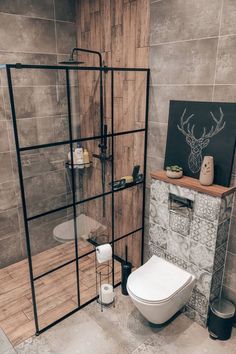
(4, 64), (149, 335)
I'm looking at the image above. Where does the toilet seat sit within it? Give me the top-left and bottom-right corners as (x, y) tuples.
(127, 256), (193, 304)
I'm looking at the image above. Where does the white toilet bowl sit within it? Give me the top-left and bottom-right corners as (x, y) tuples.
(127, 255), (195, 324)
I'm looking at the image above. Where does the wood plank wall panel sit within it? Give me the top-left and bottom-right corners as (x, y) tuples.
(76, 0), (149, 265)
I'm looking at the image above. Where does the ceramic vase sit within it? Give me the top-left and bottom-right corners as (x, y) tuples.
(199, 156), (214, 186)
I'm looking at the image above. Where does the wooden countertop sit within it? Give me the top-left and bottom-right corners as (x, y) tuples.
(150, 170), (236, 198)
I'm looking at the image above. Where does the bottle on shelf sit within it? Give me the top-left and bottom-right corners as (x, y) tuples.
(74, 143), (84, 169)
(83, 148), (90, 167)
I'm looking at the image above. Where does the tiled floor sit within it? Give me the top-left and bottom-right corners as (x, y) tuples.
(0, 240), (120, 346)
(0, 289), (234, 354)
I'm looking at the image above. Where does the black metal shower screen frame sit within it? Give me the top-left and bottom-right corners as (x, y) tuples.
(3, 63), (150, 336)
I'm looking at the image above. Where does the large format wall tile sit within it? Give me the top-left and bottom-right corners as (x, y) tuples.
(149, 85), (213, 124)
(4, 86), (67, 120)
(223, 252), (236, 290)
(56, 21), (77, 54)
(150, 0), (221, 45)
(0, 233), (23, 267)
(147, 122), (167, 159)
(0, 181), (18, 212)
(55, 0), (75, 22)
(220, 0), (236, 36)
(0, 152), (13, 184)
(215, 35), (236, 84)
(0, 208), (19, 240)
(0, 52), (57, 86)
(0, 121), (10, 152)
(0, 13), (56, 53)
(0, 0), (54, 19)
(150, 38), (218, 85)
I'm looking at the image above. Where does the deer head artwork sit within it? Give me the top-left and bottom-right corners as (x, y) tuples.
(177, 107), (226, 173)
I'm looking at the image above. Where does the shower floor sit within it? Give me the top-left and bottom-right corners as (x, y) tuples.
(0, 240), (121, 347)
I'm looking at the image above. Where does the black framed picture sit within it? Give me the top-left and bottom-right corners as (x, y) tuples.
(164, 100), (236, 187)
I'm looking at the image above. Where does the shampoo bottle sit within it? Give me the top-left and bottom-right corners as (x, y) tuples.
(83, 148), (90, 167)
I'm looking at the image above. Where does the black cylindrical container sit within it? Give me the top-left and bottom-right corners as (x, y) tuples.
(208, 298), (235, 340)
(121, 262), (132, 295)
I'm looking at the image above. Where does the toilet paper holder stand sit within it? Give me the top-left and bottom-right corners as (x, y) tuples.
(95, 262), (115, 312)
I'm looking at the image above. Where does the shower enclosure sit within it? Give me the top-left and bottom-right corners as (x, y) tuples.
(1, 62), (150, 336)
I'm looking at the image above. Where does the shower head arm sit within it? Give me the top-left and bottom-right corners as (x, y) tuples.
(71, 48), (102, 67)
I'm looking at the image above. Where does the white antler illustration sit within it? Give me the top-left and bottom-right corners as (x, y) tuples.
(177, 107), (225, 173)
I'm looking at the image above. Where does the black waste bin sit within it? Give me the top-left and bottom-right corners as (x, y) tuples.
(208, 298), (235, 340)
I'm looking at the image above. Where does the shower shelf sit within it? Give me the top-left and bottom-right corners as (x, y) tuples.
(65, 161), (92, 169)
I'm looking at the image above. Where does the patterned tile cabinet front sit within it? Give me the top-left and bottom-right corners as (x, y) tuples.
(148, 178), (235, 327)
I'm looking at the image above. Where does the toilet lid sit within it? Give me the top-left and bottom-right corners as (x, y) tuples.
(127, 256), (192, 303)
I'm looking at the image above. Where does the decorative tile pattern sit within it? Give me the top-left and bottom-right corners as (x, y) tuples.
(216, 219), (230, 248)
(149, 178), (235, 328)
(210, 285), (221, 302)
(183, 305), (207, 327)
(219, 193), (234, 223)
(165, 252), (189, 270)
(169, 211), (190, 236)
(148, 242), (165, 259)
(211, 267), (224, 294)
(166, 231), (190, 261)
(150, 200), (169, 229)
(194, 193), (221, 222)
(190, 216), (217, 249)
(149, 223), (167, 249)
(169, 184), (196, 201)
(150, 179), (169, 204)
(188, 263), (212, 297)
(188, 289), (209, 316)
(189, 241), (214, 272)
(213, 242), (227, 273)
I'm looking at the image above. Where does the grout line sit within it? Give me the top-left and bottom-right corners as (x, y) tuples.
(150, 32), (236, 48)
(0, 11), (75, 24)
(150, 83), (236, 87)
(212, 0), (225, 101)
(150, 35), (219, 47)
(0, 49), (71, 56)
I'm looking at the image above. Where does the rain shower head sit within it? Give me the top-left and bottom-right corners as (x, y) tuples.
(58, 47), (103, 67)
(58, 58), (84, 65)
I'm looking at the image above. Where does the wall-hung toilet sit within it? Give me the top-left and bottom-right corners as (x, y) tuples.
(127, 255), (195, 324)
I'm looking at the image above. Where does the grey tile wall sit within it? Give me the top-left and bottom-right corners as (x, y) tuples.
(0, 0), (76, 268)
(147, 0), (236, 313)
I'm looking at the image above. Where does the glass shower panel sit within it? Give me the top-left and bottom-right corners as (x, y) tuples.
(34, 263), (78, 330)
(28, 209), (77, 279)
(65, 138), (112, 204)
(4, 68), (68, 148)
(78, 194), (112, 306)
(71, 69), (108, 141)
(113, 71), (147, 133)
(114, 184), (143, 240)
(114, 230), (142, 270)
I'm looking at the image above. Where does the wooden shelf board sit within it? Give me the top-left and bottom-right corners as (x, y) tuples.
(150, 170), (236, 198)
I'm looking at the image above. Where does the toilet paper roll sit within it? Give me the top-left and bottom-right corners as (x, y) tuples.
(96, 243), (112, 263)
(99, 284), (114, 305)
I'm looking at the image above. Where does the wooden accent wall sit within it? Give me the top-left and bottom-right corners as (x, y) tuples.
(75, 0), (150, 266)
